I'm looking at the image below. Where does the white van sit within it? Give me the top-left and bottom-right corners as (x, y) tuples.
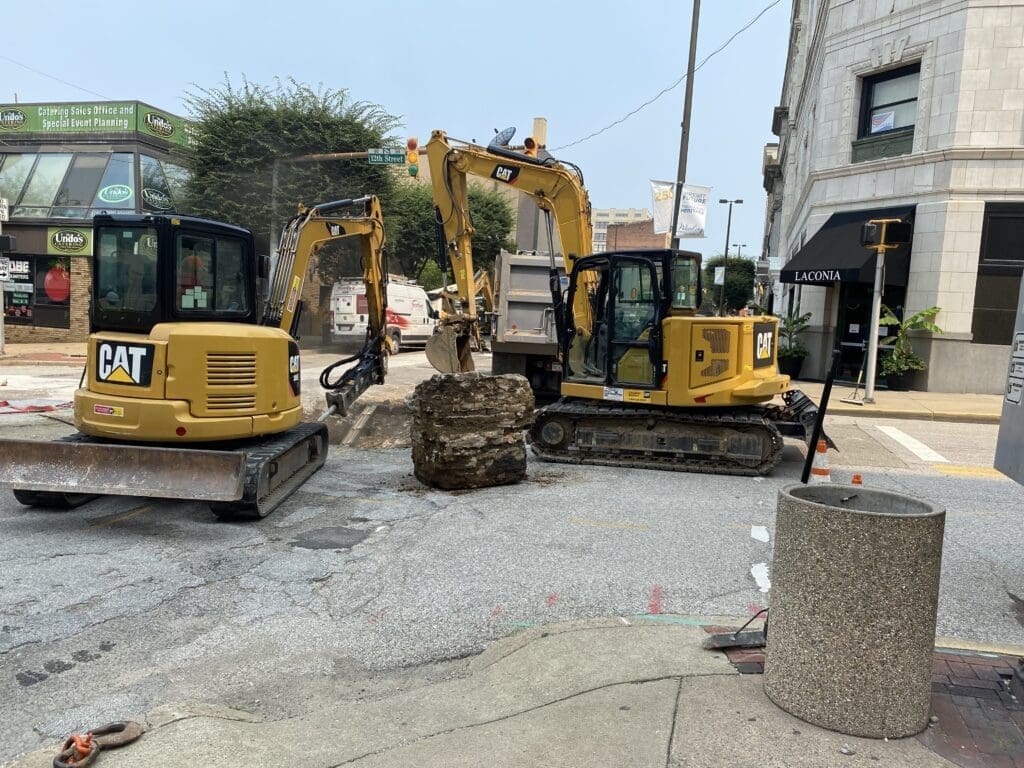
(330, 278), (437, 352)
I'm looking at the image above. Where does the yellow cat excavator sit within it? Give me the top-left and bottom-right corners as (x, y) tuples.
(424, 127), (821, 475)
(0, 195), (390, 517)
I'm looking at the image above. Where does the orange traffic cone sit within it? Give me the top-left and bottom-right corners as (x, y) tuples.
(809, 439), (831, 483)
(851, 473), (863, 486)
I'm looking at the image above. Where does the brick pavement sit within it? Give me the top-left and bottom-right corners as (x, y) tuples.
(704, 626), (1024, 766)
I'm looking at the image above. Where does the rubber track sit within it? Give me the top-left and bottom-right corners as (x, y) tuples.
(211, 422), (328, 519)
(529, 400), (785, 477)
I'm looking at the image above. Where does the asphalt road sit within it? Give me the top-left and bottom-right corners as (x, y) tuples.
(1, 351), (1021, 761)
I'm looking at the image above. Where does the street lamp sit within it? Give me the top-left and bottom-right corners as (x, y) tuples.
(718, 199), (742, 315)
(732, 243), (747, 259)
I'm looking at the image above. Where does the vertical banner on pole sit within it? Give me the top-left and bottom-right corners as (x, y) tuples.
(675, 184), (710, 238)
(650, 180), (675, 235)
(650, 181), (711, 238)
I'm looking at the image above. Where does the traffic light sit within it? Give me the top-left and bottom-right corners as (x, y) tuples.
(406, 137), (419, 177)
(523, 136), (538, 158)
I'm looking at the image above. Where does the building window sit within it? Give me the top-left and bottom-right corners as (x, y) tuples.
(971, 203), (1024, 345)
(859, 64), (920, 138)
(852, 63), (919, 163)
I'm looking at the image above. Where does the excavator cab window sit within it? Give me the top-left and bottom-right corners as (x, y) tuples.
(174, 234), (250, 314)
(564, 254), (662, 388)
(94, 225), (161, 330)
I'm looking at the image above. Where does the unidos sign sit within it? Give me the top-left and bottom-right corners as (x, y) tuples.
(98, 184), (133, 204)
(0, 109), (27, 130)
(143, 112), (174, 138)
(50, 229), (88, 254)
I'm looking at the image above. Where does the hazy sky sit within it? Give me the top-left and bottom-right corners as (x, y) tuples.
(1, 0), (789, 258)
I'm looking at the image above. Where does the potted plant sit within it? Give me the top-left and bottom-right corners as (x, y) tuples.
(777, 309), (812, 379)
(878, 305), (943, 391)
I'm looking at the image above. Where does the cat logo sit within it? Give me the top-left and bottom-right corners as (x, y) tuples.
(753, 323), (775, 369)
(490, 165), (520, 184)
(97, 342), (154, 386)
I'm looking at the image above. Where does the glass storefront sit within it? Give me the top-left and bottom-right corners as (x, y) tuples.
(0, 151), (188, 220)
(2, 255), (72, 328)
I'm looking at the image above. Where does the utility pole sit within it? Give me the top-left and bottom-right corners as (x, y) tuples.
(669, 0), (701, 250)
(718, 199), (742, 315)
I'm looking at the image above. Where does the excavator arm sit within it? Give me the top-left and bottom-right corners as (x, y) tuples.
(264, 195), (390, 416)
(424, 128), (593, 372)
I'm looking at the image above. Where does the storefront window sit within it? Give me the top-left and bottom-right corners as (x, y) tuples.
(141, 154), (175, 212)
(52, 153), (108, 218)
(91, 152), (135, 211)
(0, 154), (35, 204)
(16, 154), (72, 217)
(160, 160), (189, 206)
(1, 255), (71, 329)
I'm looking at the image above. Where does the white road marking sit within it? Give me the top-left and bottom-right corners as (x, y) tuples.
(876, 425), (949, 463)
(751, 526), (770, 543)
(751, 563), (771, 593)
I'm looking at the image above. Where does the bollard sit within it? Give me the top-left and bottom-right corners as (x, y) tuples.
(764, 483), (945, 738)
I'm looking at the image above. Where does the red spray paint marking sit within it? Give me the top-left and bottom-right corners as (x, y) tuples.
(367, 609), (386, 625)
(747, 603), (765, 615)
(546, 593), (559, 607)
(491, 605), (504, 617)
(648, 585), (664, 615)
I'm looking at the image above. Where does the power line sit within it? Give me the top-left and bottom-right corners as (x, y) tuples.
(0, 54), (112, 101)
(552, 0), (784, 151)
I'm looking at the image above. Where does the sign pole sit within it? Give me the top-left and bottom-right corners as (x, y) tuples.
(863, 238), (887, 404)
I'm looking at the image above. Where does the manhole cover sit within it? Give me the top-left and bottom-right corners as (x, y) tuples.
(290, 526), (369, 550)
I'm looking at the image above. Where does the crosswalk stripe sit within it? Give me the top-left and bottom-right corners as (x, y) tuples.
(876, 425), (949, 463)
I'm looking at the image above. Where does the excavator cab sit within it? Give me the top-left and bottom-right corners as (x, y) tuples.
(92, 214), (260, 335)
(563, 250), (701, 390)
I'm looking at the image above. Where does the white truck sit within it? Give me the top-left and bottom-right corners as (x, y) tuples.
(330, 278), (437, 353)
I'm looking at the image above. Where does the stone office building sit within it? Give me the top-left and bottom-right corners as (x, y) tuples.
(0, 101), (193, 342)
(763, 0), (1024, 392)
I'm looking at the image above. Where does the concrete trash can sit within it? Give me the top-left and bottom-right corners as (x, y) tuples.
(764, 483), (945, 738)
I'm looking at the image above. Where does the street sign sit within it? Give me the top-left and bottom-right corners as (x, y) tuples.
(714, 266), (725, 286)
(367, 148), (406, 165)
(0, 197), (7, 222)
(0, 257), (9, 281)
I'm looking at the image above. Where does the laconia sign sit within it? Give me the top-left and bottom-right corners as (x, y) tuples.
(789, 269), (843, 283)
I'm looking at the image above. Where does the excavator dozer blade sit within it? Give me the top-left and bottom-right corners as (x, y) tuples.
(425, 326), (475, 374)
(0, 439), (246, 502)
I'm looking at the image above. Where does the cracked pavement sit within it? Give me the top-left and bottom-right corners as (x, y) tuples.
(2, 353), (1023, 765)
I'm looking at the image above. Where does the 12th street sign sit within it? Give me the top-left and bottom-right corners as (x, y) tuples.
(367, 148), (405, 165)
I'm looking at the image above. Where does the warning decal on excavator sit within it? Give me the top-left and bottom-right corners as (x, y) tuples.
(624, 389), (653, 403)
(603, 387), (624, 401)
(753, 322), (775, 369)
(93, 404), (125, 417)
(96, 342), (154, 386)
(286, 275), (302, 313)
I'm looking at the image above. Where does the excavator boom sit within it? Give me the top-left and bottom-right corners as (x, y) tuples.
(424, 128), (593, 373)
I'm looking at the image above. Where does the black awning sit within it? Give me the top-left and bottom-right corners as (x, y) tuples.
(779, 205), (916, 286)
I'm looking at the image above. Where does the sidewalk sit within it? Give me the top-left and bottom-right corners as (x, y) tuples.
(794, 379), (1003, 424)
(0, 342), (86, 365)
(6, 616), (1022, 768)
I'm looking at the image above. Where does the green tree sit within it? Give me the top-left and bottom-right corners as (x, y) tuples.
(702, 254), (755, 313)
(183, 76), (401, 255)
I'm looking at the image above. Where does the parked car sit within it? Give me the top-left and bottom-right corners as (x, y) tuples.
(330, 278), (437, 352)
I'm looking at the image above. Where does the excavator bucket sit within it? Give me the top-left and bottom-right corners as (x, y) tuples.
(425, 326), (475, 374)
(0, 439), (247, 502)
